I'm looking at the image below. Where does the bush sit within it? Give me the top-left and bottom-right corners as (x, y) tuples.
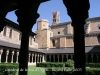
(36, 62), (65, 67)
(65, 59), (74, 67)
(0, 63), (18, 75)
(86, 63), (100, 68)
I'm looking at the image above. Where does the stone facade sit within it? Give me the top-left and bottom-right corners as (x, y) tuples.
(0, 25), (38, 49)
(36, 11), (100, 49)
(0, 11), (100, 65)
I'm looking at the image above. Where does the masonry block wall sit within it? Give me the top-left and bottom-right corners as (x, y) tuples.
(0, 25), (38, 49)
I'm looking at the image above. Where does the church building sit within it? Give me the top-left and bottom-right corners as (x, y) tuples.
(0, 11), (100, 65)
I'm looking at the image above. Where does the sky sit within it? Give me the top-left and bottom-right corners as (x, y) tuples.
(6, 0), (100, 32)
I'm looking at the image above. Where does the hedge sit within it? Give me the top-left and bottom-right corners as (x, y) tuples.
(0, 63), (18, 75)
(45, 67), (100, 75)
(36, 62), (65, 67)
(36, 62), (100, 68)
(86, 63), (100, 68)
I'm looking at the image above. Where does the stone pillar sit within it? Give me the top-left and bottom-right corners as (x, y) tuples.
(40, 55), (41, 62)
(49, 55), (51, 62)
(71, 54), (73, 60)
(97, 54), (99, 63)
(66, 54), (68, 61)
(35, 54), (36, 63)
(86, 54), (88, 63)
(31, 53), (34, 63)
(0, 50), (3, 63)
(91, 54), (93, 63)
(11, 51), (14, 63)
(5, 50), (9, 63)
(62, 55), (63, 62)
(42, 55), (44, 62)
(37, 54), (39, 62)
(28, 53), (31, 63)
(53, 55), (55, 62)
(16, 51), (19, 63)
(57, 55), (59, 62)
(43, 54), (46, 62)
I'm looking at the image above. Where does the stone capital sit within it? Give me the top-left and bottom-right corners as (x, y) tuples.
(12, 51), (14, 55)
(6, 50), (9, 55)
(32, 54), (34, 56)
(0, 50), (3, 54)
(29, 53), (31, 56)
(16, 51), (19, 55)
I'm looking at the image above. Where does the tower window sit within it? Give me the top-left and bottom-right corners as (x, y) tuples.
(52, 40), (55, 47)
(58, 32), (60, 34)
(53, 15), (56, 18)
(9, 29), (12, 38)
(3, 26), (7, 36)
(53, 19), (56, 22)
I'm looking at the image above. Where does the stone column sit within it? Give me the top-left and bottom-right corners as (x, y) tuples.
(66, 54), (68, 61)
(71, 54), (73, 60)
(16, 51), (19, 63)
(31, 53), (34, 63)
(42, 54), (45, 62)
(0, 50), (3, 63)
(40, 55), (41, 62)
(5, 50), (9, 63)
(14, 1), (49, 75)
(49, 55), (51, 62)
(28, 53), (31, 63)
(35, 54), (36, 63)
(44, 55), (47, 62)
(53, 55), (55, 62)
(37, 54), (39, 62)
(86, 54), (88, 63)
(97, 54), (99, 63)
(11, 51), (14, 63)
(57, 55), (59, 62)
(91, 54), (93, 63)
(62, 55), (63, 62)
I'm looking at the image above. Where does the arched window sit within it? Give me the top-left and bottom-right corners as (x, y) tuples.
(3, 26), (7, 36)
(52, 40), (55, 47)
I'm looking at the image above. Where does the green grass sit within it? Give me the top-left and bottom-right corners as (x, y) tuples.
(16, 66), (46, 75)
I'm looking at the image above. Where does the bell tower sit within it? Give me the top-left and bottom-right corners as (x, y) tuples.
(52, 11), (60, 25)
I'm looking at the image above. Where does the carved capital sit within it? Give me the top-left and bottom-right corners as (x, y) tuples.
(0, 50), (3, 54)
(29, 53), (31, 56)
(15, 0), (49, 32)
(6, 50), (9, 55)
(32, 54), (34, 56)
(16, 51), (19, 55)
(12, 51), (14, 55)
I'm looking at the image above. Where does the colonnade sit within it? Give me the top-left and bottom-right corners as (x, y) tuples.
(0, 49), (100, 64)
(0, 49), (46, 65)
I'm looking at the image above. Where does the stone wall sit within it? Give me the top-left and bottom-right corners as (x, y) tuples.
(51, 24), (67, 35)
(0, 25), (38, 48)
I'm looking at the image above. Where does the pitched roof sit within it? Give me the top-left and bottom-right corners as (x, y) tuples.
(5, 18), (36, 36)
(0, 39), (100, 54)
(39, 45), (100, 54)
(0, 40), (44, 53)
